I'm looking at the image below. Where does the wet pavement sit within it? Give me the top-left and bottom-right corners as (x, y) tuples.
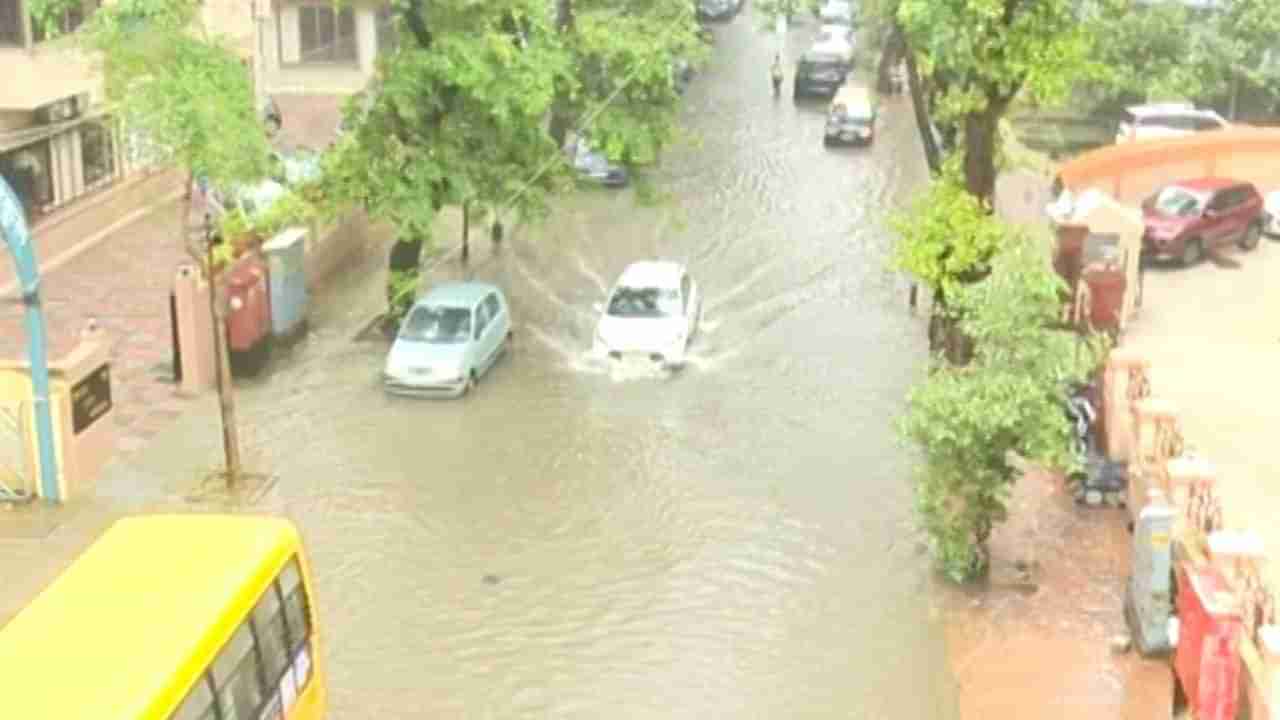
(7, 9), (964, 718)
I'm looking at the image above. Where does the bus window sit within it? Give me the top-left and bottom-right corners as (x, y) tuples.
(252, 584), (293, 687)
(279, 559), (312, 655)
(212, 620), (268, 720)
(171, 676), (218, 720)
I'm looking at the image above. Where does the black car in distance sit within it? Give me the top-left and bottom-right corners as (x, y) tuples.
(793, 50), (849, 99)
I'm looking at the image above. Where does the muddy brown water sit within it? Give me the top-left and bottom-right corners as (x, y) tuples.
(15, 6), (962, 718)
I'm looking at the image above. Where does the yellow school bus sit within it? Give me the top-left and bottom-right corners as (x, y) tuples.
(0, 514), (326, 719)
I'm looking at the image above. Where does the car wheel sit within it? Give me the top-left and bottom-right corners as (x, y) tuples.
(792, 87), (802, 101)
(1240, 222), (1262, 251)
(822, 135), (832, 147)
(1181, 237), (1204, 267)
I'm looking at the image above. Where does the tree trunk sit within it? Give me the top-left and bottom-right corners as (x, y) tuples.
(461, 201), (470, 263)
(1229, 73), (1241, 121)
(901, 30), (943, 176)
(205, 234), (242, 487)
(548, 0), (575, 148)
(876, 23), (905, 95)
(962, 107), (1001, 206)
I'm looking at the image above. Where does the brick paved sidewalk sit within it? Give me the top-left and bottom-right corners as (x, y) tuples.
(0, 192), (197, 457)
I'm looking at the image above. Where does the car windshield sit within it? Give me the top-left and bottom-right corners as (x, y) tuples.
(1152, 186), (1206, 217)
(802, 54), (843, 69)
(607, 286), (681, 318)
(400, 305), (472, 343)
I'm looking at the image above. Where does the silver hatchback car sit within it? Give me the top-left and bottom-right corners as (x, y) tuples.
(383, 282), (513, 398)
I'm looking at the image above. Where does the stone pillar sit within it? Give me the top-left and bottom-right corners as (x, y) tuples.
(1130, 398), (1176, 521)
(1105, 348), (1149, 463)
(356, 8), (377, 77)
(1168, 456), (1215, 529)
(1259, 625), (1280, 714)
(1054, 222), (1088, 298)
(173, 264), (217, 396)
(1207, 530), (1265, 586)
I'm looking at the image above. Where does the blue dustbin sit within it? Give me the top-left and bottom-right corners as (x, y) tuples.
(262, 227), (309, 339)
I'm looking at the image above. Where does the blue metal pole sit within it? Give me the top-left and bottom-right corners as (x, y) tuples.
(0, 177), (61, 502)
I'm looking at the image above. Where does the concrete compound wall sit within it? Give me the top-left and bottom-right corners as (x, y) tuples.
(0, 326), (114, 501)
(1056, 128), (1280, 205)
(1105, 349), (1280, 717)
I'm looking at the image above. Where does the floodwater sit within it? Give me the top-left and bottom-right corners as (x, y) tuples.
(90, 6), (957, 718)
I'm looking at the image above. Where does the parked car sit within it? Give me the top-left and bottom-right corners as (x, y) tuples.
(594, 261), (701, 368)
(383, 282), (513, 398)
(794, 49), (850, 99)
(567, 134), (629, 187)
(817, 0), (855, 26)
(697, 0), (739, 21)
(1115, 102), (1227, 144)
(813, 24), (855, 67)
(1140, 178), (1264, 265)
(1264, 190), (1280, 237)
(824, 84), (876, 146)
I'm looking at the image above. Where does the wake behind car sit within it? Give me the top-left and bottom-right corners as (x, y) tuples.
(794, 50), (850, 99)
(1141, 178), (1264, 266)
(384, 282), (513, 398)
(594, 261), (701, 368)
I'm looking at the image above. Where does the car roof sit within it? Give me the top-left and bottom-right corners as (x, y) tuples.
(833, 86), (874, 109)
(418, 282), (502, 307)
(1123, 102), (1223, 119)
(818, 24), (851, 34)
(1168, 177), (1249, 192)
(617, 260), (684, 288)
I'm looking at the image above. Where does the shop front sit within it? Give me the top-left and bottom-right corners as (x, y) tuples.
(0, 115), (130, 225)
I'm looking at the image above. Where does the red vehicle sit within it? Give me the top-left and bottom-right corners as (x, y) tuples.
(1141, 177), (1265, 266)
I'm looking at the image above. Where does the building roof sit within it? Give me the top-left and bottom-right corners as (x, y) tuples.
(0, 514), (300, 719)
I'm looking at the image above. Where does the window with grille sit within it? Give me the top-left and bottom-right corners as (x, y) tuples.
(298, 4), (356, 63)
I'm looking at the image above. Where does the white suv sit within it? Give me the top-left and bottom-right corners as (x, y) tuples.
(1115, 103), (1227, 144)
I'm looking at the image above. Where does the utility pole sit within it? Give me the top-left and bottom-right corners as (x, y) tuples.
(205, 214), (243, 486)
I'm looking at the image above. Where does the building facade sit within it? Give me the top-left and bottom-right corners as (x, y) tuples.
(257, 0), (393, 149)
(0, 0), (253, 230)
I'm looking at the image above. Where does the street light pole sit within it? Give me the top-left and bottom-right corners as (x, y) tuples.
(205, 214), (243, 486)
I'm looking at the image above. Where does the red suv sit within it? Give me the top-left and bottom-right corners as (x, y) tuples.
(1141, 177), (1265, 266)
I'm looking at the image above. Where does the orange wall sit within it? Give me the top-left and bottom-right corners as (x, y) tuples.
(1056, 128), (1280, 204)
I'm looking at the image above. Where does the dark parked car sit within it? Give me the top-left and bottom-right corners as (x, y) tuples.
(793, 50), (849, 99)
(1141, 177), (1264, 266)
(697, 0), (739, 20)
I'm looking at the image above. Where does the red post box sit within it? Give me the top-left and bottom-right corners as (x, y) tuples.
(1175, 561), (1244, 720)
(223, 253), (273, 376)
(1082, 265), (1126, 335)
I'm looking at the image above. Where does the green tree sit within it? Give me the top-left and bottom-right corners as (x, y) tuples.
(898, 229), (1105, 581)
(325, 0), (573, 323)
(1091, 0), (1280, 118)
(896, 0), (1097, 203)
(549, 0), (708, 166)
(30, 0), (277, 484)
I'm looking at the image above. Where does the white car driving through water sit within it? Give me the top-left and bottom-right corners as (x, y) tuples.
(594, 261), (701, 368)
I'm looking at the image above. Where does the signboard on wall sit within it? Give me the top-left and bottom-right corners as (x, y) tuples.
(71, 363), (112, 435)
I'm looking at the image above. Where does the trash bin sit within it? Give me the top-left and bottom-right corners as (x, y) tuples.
(1083, 264), (1126, 334)
(1174, 562), (1244, 720)
(262, 227), (309, 340)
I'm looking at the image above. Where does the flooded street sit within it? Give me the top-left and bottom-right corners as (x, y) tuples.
(85, 8), (959, 718)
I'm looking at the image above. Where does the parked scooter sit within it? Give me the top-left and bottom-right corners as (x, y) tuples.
(1065, 380), (1128, 506)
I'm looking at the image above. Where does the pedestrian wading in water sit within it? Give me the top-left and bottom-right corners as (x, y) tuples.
(771, 54), (784, 97)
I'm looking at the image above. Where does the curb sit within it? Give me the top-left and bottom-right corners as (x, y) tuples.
(0, 188), (186, 300)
